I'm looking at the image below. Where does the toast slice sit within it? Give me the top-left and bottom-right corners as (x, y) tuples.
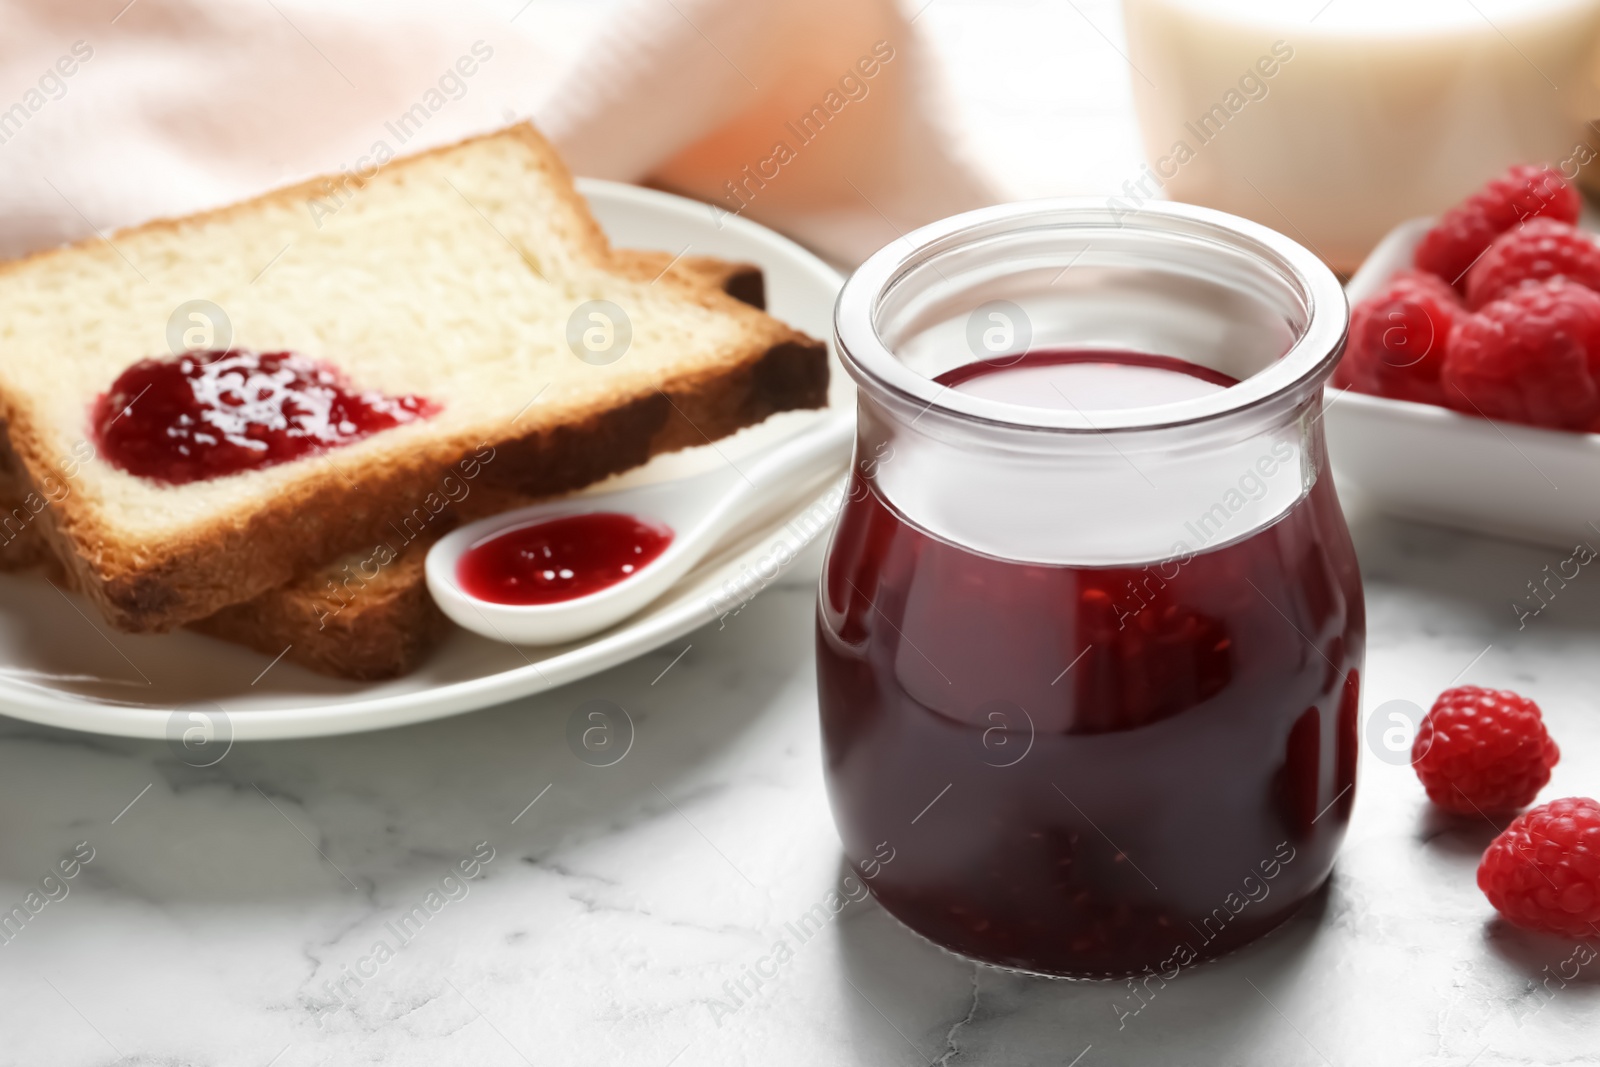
(1, 251), (785, 679)
(2, 433), (450, 679)
(193, 535), (451, 681)
(0, 435), (51, 572)
(191, 251), (777, 680)
(0, 123), (826, 633)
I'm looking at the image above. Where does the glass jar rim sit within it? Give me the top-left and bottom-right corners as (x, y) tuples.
(833, 198), (1348, 434)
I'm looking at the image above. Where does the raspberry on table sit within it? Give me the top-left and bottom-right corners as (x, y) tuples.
(1342, 270), (1460, 404)
(1441, 279), (1600, 430)
(1465, 219), (1600, 309)
(1411, 685), (1560, 814)
(1415, 164), (1581, 289)
(1478, 797), (1600, 937)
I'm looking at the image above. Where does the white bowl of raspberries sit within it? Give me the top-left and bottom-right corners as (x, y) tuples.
(1329, 164), (1600, 548)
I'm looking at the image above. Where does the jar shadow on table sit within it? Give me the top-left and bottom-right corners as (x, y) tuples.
(829, 852), (1336, 1063)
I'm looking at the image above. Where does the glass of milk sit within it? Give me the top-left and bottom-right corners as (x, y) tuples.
(1121, 0), (1600, 271)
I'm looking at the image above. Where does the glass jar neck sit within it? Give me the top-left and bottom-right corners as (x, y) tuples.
(835, 198), (1345, 566)
(835, 198), (1346, 435)
(858, 384), (1325, 566)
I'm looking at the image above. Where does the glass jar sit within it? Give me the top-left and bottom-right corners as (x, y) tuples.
(817, 199), (1364, 979)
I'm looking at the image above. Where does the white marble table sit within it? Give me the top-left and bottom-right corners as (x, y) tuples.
(1, 493), (1598, 1067)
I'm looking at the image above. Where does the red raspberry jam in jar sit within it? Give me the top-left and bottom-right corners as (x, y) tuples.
(92, 349), (437, 485)
(820, 201), (1362, 978)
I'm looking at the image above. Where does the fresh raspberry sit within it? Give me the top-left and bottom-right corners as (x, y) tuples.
(1442, 279), (1600, 430)
(1342, 270), (1460, 404)
(1466, 219), (1600, 309)
(1412, 686), (1559, 814)
(1415, 164), (1580, 288)
(1478, 797), (1600, 937)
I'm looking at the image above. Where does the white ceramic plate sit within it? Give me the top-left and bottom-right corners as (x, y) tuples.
(1327, 216), (1600, 549)
(0, 179), (848, 740)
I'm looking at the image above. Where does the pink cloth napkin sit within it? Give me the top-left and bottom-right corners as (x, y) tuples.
(540, 0), (997, 263)
(0, 0), (995, 266)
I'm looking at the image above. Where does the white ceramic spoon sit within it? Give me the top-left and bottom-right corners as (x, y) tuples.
(426, 412), (855, 646)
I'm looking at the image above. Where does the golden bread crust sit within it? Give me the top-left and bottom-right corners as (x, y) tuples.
(0, 124), (826, 633)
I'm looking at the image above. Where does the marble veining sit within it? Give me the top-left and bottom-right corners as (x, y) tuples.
(0, 499), (1598, 1066)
